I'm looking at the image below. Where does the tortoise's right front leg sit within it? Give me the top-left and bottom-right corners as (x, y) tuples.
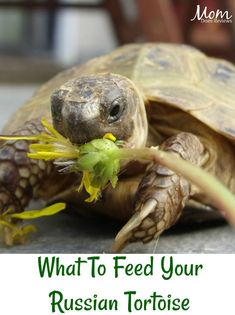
(112, 132), (207, 252)
(0, 119), (52, 244)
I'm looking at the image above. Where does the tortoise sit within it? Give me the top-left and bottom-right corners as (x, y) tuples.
(1, 43), (235, 252)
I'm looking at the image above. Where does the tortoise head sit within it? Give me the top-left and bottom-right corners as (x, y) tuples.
(51, 73), (148, 147)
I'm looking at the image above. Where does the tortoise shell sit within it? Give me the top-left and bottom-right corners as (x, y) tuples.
(4, 43), (235, 144)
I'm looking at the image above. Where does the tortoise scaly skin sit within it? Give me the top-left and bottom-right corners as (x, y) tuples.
(1, 43), (235, 251)
(0, 120), (49, 214)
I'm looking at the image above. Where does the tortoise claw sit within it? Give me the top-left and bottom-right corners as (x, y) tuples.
(112, 199), (159, 252)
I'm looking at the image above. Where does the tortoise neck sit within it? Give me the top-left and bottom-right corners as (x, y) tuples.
(126, 85), (148, 148)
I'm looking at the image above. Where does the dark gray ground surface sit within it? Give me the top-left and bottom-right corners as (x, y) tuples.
(0, 211), (234, 253)
(0, 84), (235, 254)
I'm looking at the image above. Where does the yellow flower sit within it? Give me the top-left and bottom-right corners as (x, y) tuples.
(77, 171), (100, 202)
(0, 119), (122, 203)
(0, 118), (79, 160)
(0, 203), (66, 245)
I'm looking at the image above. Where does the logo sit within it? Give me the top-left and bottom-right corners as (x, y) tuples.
(191, 5), (232, 23)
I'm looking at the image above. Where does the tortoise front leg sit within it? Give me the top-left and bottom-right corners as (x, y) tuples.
(112, 132), (206, 252)
(0, 119), (53, 244)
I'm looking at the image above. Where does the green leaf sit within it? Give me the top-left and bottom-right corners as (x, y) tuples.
(77, 152), (102, 171)
(110, 174), (118, 188)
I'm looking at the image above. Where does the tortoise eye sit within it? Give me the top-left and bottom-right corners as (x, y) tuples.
(108, 98), (126, 123)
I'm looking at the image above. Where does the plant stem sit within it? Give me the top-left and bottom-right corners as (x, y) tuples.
(120, 148), (235, 226)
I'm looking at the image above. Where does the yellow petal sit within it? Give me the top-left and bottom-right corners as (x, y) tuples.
(41, 118), (68, 143)
(37, 133), (58, 142)
(28, 151), (78, 160)
(10, 203), (66, 220)
(29, 143), (56, 152)
(85, 187), (100, 202)
(103, 133), (116, 142)
(77, 172), (86, 192)
(0, 135), (39, 141)
(77, 171), (100, 202)
(12, 224), (37, 238)
(0, 220), (15, 229)
(83, 171), (92, 191)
